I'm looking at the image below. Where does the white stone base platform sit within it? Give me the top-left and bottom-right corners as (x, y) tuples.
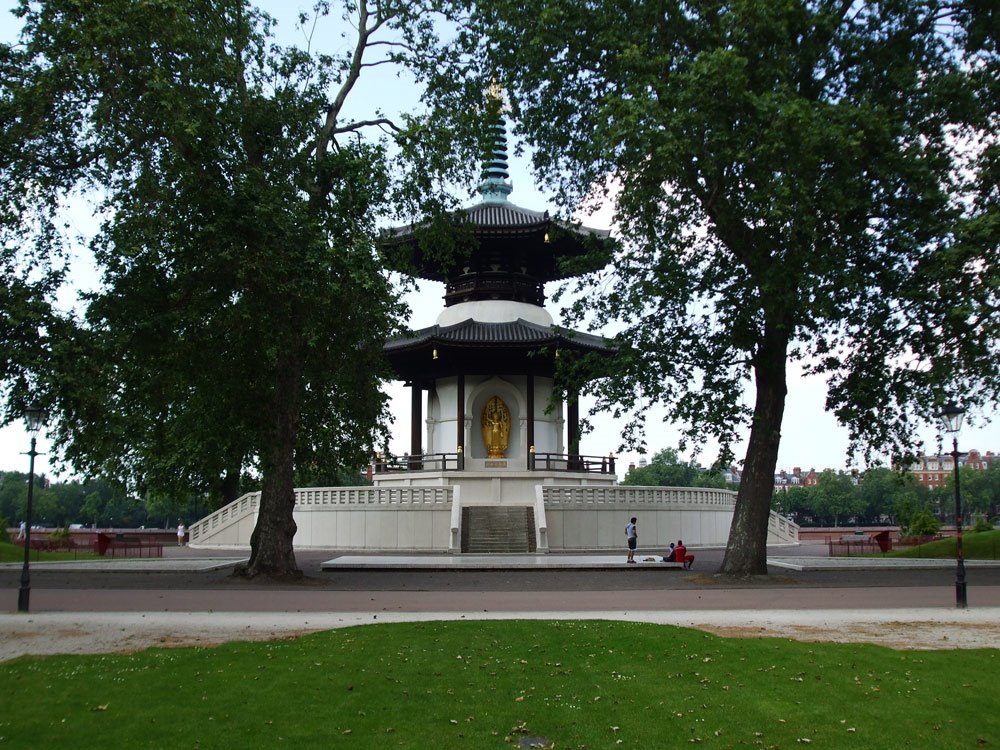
(321, 554), (686, 570)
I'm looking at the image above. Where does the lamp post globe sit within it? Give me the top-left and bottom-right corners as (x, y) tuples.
(17, 401), (47, 613)
(938, 401), (967, 609)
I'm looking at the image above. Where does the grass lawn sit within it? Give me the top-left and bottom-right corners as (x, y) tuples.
(0, 539), (99, 563)
(888, 529), (1000, 560)
(1, 620), (997, 749)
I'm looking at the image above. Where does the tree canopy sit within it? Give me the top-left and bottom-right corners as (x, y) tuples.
(422, 0), (1000, 574)
(774, 466), (928, 527)
(0, 471), (160, 530)
(941, 459), (1000, 520)
(621, 447), (729, 488)
(1, 0), (458, 576)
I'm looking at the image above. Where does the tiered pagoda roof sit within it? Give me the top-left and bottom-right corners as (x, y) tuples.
(382, 201), (610, 305)
(384, 318), (609, 381)
(381, 113), (614, 383)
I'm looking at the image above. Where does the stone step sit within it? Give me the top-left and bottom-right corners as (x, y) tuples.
(461, 506), (536, 553)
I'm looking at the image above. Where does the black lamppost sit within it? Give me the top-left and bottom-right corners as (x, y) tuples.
(17, 401), (47, 613)
(938, 401), (967, 609)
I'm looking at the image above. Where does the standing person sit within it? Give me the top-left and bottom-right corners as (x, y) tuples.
(17, 520), (26, 541)
(176, 522), (186, 547)
(625, 516), (638, 563)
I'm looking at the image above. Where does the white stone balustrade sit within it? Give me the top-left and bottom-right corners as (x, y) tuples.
(189, 486), (453, 549)
(542, 485), (736, 508)
(188, 482), (798, 551)
(539, 485), (798, 549)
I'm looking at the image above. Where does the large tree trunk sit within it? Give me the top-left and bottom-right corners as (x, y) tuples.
(720, 324), (789, 575)
(235, 350), (303, 579)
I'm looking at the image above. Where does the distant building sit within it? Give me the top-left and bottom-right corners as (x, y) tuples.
(772, 466), (863, 492)
(907, 450), (995, 489)
(774, 467), (817, 492)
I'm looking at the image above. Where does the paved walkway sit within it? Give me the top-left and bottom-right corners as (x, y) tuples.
(8, 552), (1000, 573)
(3, 545), (999, 660)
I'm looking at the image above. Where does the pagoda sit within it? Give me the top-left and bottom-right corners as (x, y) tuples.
(373, 115), (618, 547)
(186, 121), (802, 551)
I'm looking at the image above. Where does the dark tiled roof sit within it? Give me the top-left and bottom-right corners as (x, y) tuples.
(381, 198), (613, 286)
(385, 200), (610, 240)
(461, 202), (549, 228)
(385, 318), (611, 352)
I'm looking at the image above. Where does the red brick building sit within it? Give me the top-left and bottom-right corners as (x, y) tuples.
(907, 450), (996, 489)
(774, 466), (819, 492)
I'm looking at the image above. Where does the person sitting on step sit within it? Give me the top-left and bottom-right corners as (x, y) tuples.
(674, 539), (694, 570)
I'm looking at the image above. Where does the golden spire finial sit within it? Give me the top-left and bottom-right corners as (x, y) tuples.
(487, 79), (507, 112)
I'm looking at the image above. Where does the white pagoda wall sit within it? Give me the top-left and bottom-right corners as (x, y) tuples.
(426, 374), (563, 464)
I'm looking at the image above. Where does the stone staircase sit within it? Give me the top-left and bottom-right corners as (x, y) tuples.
(461, 506), (536, 553)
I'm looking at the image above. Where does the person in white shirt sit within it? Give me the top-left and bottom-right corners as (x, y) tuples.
(625, 517), (637, 563)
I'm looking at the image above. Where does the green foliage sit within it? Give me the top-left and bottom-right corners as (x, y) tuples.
(293, 464), (371, 488)
(2, 621), (999, 749)
(972, 515), (994, 533)
(3, 0), (464, 575)
(423, 0), (1000, 575)
(941, 461), (1000, 518)
(0, 470), (207, 529)
(810, 470), (862, 527)
(774, 467), (930, 527)
(773, 485), (810, 518)
(0, 471), (63, 527)
(8, 0), (397, 492)
(47, 523), (70, 542)
(857, 468), (912, 523)
(891, 493), (921, 534)
(906, 510), (943, 537)
(621, 447), (729, 488)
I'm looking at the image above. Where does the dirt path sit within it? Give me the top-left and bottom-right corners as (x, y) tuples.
(3, 608), (998, 662)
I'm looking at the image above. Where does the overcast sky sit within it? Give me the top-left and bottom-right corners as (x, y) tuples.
(2, 1), (997, 481)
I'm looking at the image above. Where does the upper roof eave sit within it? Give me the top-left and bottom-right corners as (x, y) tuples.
(381, 199), (611, 243)
(384, 317), (613, 353)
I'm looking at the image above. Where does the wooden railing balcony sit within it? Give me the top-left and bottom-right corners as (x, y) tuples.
(372, 452), (465, 473)
(529, 452), (616, 474)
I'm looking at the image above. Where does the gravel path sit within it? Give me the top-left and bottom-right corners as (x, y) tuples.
(2, 607), (998, 662)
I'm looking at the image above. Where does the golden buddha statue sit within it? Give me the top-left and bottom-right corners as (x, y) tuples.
(481, 396), (511, 458)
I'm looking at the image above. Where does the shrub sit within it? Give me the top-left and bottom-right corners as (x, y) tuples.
(906, 509), (941, 537)
(972, 515), (994, 533)
(48, 524), (71, 542)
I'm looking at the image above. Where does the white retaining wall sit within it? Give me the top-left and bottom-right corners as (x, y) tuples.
(188, 483), (799, 551)
(189, 486), (454, 551)
(540, 485), (738, 550)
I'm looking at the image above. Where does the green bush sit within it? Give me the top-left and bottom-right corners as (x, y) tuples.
(972, 515), (994, 533)
(48, 523), (71, 542)
(905, 509), (941, 536)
